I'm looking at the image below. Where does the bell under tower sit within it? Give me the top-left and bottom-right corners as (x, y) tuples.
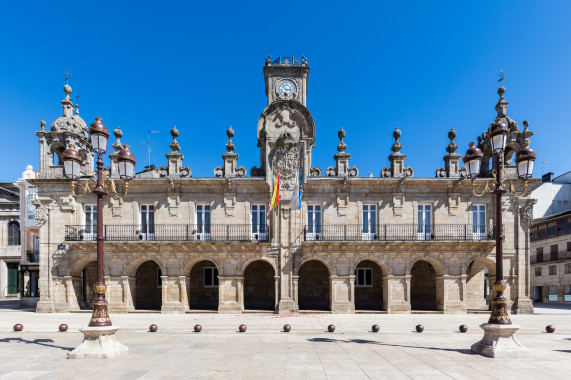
(263, 56), (309, 106)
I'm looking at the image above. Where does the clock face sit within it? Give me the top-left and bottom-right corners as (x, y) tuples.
(278, 80), (296, 100)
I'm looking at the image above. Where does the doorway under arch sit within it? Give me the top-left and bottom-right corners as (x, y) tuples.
(354, 260), (384, 311)
(243, 260), (275, 311)
(410, 260), (437, 311)
(298, 260), (330, 311)
(135, 260), (162, 310)
(466, 258), (496, 310)
(189, 260), (219, 310)
(73, 261), (97, 310)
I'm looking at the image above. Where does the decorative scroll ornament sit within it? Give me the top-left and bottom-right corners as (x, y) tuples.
(34, 204), (48, 227)
(270, 132), (300, 190)
(520, 198), (537, 225)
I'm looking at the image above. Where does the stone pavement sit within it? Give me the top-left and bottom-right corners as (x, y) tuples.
(0, 301), (570, 379)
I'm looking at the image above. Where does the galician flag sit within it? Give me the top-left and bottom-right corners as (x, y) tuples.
(269, 169), (280, 212)
(290, 167), (302, 210)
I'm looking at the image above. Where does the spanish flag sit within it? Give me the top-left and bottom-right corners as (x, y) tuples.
(269, 169), (280, 212)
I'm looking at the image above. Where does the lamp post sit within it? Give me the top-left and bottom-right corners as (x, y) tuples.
(64, 117), (136, 358)
(464, 118), (536, 357)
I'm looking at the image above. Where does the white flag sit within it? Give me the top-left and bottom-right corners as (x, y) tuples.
(290, 169), (299, 209)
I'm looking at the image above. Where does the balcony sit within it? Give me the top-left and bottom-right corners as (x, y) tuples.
(64, 225), (269, 242)
(26, 250), (39, 263)
(303, 224), (496, 242)
(531, 250), (571, 264)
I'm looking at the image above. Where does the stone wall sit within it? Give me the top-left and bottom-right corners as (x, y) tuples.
(298, 260), (330, 310)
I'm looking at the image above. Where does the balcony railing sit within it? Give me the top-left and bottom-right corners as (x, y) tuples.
(26, 250), (39, 263)
(531, 250), (571, 264)
(304, 224), (496, 242)
(65, 224), (269, 242)
(272, 56), (301, 65)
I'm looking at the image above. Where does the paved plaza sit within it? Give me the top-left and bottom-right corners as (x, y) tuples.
(0, 301), (570, 379)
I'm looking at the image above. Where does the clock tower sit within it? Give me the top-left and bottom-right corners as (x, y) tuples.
(253, 56), (319, 181)
(263, 56), (309, 106)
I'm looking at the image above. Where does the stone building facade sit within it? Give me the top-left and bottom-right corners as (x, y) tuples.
(0, 183), (20, 298)
(31, 56), (537, 314)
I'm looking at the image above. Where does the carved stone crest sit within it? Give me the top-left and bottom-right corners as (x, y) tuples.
(520, 198), (537, 225)
(270, 132), (300, 190)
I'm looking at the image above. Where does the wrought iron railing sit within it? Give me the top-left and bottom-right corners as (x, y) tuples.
(272, 56), (301, 65)
(65, 224), (269, 242)
(531, 250), (571, 264)
(304, 224), (496, 242)
(26, 250), (39, 263)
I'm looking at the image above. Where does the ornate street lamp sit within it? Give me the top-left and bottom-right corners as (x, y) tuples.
(463, 118), (536, 358)
(64, 117), (136, 359)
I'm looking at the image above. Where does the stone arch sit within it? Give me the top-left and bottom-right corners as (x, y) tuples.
(125, 257), (166, 278)
(298, 259), (331, 311)
(465, 257), (496, 310)
(350, 256), (389, 276)
(407, 256), (446, 276)
(133, 260), (163, 310)
(188, 259), (219, 310)
(294, 255), (335, 277)
(50, 142), (65, 166)
(183, 256), (222, 277)
(410, 259), (442, 311)
(70, 259), (97, 310)
(243, 260), (276, 311)
(239, 256), (277, 277)
(354, 259), (385, 311)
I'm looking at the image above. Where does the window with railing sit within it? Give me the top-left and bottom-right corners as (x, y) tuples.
(532, 216), (570, 241)
(551, 244), (559, 260)
(536, 247), (544, 262)
(547, 222), (557, 238)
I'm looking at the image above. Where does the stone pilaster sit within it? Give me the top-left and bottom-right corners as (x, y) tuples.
(385, 275), (411, 313)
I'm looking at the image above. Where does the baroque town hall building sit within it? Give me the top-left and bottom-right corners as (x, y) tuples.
(31, 57), (537, 314)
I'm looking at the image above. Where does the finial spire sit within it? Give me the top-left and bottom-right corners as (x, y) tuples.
(391, 127), (402, 154)
(169, 126), (181, 152)
(64, 69), (72, 85)
(497, 70), (505, 85)
(225, 126), (235, 153)
(337, 127), (347, 153)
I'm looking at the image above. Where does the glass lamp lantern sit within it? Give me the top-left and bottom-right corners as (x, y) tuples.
(117, 145), (137, 180)
(489, 118), (509, 154)
(515, 143), (537, 180)
(462, 142), (483, 180)
(62, 144), (83, 180)
(89, 117), (110, 154)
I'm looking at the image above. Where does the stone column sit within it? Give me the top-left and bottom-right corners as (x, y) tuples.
(160, 276), (186, 313)
(274, 275), (280, 313)
(179, 276), (189, 312)
(218, 276), (242, 313)
(35, 199), (55, 313)
(330, 275), (355, 314)
(292, 275), (299, 312)
(385, 275), (411, 313)
(277, 205), (296, 313)
(439, 275), (467, 314)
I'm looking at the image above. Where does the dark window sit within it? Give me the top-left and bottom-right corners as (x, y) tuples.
(547, 223), (556, 238)
(536, 247), (544, 262)
(565, 263), (571, 274)
(551, 244), (558, 260)
(557, 220), (567, 235)
(530, 227), (537, 242)
(8, 221), (20, 246)
(568, 242), (571, 252)
(535, 267), (542, 276)
(157, 267), (162, 288)
(204, 267), (219, 287)
(538, 225), (547, 240)
(355, 268), (373, 287)
(549, 265), (557, 275)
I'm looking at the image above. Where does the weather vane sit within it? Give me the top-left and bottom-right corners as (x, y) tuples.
(64, 69), (72, 84)
(497, 70), (505, 85)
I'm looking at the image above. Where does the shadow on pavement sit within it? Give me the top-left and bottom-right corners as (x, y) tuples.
(0, 300), (35, 312)
(0, 337), (74, 351)
(307, 337), (475, 355)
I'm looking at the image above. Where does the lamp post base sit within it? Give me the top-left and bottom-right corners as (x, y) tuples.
(68, 326), (128, 359)
(471, 323), (531, 358)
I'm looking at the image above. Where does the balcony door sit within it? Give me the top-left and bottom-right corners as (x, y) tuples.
(140, 205), (155, 241)
(251, 204), (266, 241)
(196, 205), (211, 241)
(307, 205), (322, 241)
(472, 205), (486, 240)
(362, 204), (377, 241)
(84, 205), (97, 241)
(417, 204), (432, 240)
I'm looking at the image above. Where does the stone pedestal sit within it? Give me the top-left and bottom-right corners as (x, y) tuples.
(68, 326), (128, 359)
(471, 324), (531, 358)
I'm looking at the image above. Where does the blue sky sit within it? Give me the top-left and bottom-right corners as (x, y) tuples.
(1, 1), (570, 181)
